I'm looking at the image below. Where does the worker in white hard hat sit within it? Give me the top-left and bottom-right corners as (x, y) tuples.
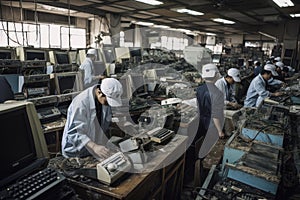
(267, 61), (286, 89)
(62, 78), (123, 159)
(215, 68), (242, 109)
(274, 57), (281, 62)
(274, 61), (300, 82)
(196, 63), (224, 159)
(80, 49), (105, 89)
(215, 68), (242, 136)
(244, 64), (283, 107)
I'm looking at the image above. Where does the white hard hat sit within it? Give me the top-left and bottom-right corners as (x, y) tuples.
(274, 57), (281, 61)
(264, 64), (278, 76)
(87, 49), (97, 56)
(101, 78), (123, 107)
(254, 60), (260, 65)
(228, 68), (241, 82)
(275, 61), (284, 69)
(201, 63), (219, 78)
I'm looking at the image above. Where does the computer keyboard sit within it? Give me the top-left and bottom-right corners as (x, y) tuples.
(0, 168), (65, 200)
(146, 127), (174, 143)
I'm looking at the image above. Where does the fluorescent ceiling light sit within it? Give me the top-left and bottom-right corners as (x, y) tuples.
(174, 8), (204, 16)
(212, 18), (235, 24)
(135, 0), (163, 6)
(272, 0), (294, 7)
(153, 25), (170, 29)
(206, 32), (216, 36)
(40, 4), (77, 13)
(177, 28), (192, 33)
(290, 13), (300, 17)
(134, 21), (154, 26)
(258, 31), (277, 40)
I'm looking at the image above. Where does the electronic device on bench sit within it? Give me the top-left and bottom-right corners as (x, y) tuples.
(0, 167), (65, 200)
(96, 152), (131, 185)
(27, 95), (61, 124)
(0, 102), (66, 200)
(146, 127), (174, 143)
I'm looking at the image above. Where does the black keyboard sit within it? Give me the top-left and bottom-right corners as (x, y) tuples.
(0, 168), (65, 200)
(147, 127), (174, 143)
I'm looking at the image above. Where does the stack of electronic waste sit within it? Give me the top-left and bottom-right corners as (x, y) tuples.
(196, 165), (276, 200)
(222, 104), (289, 195)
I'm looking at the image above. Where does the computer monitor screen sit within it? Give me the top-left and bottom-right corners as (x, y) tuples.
(56, 73), (76, 94)
(26, 50), (46, 60)
(55, 52), (70, 64)
(284, 49), (293, 57)
(0, 105), (37, 181)
(129, 47), (142, 57)
(0, 50), (12, 59)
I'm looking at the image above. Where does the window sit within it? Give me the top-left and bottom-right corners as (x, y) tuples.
(61, 27), (86, 48)
(0, 21), (8, 46)
(156, 36), (188, 50)
(0, 20), (86, 49)
(40, 25), (49, 48)
(8, 22), (24, 47)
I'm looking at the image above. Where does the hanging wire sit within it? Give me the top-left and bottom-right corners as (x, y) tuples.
(0, 0), (21, 45)
(67, 0), (71, 49)
(34, 0), (39, 46)
(10, 0), (21, 45)
(19, 0), (24, 46)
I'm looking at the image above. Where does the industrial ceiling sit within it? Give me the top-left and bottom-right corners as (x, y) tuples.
(2, 0), (300, 36)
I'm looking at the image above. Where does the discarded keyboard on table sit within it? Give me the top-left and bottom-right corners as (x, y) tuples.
(146, 127), (174, 143)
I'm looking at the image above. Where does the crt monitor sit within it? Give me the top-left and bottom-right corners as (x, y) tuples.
(49, 50), (70, 65)
(56, 51), (70, 64)
(0, 102), (48, 187)
(25, 49), (46, 61)
(0, 49), (13, 59)
(129, 47), (142, 57)
(54, 71), (84, 94)
(16, 47), (46, 61)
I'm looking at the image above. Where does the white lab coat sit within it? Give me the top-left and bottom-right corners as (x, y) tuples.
(79, 57), (98, 89)
(244, 74), (270, 107)
(62, 85), (112, 158)
(215, 77), (237, 105)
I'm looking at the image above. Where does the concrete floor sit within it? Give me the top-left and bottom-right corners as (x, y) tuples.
(181, 138), (227, 199)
